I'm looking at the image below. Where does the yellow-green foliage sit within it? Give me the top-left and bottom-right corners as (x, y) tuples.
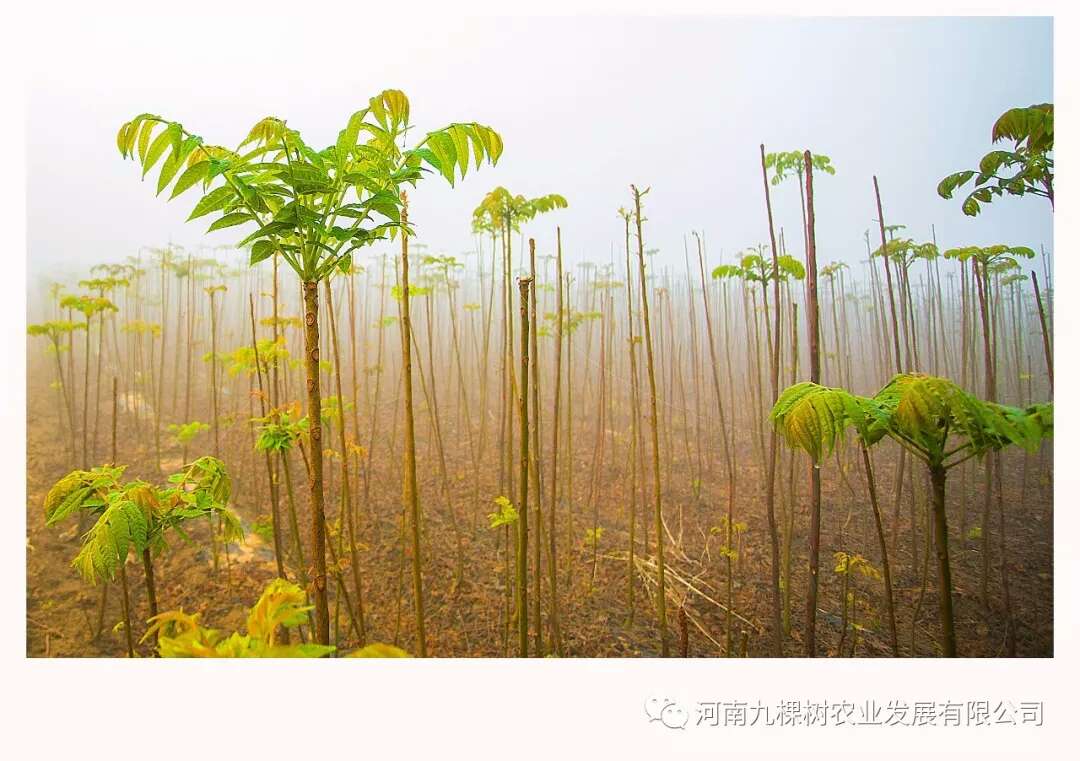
(874, 373), (1051, 461)
(166, 456), (233, 508)
(143, 579), (332, 658)
(833, 551), (882, 581)
(27, 320), (85, 344)
(44, 465), (126, 525)
(118, 90), (502, 283)
(73, 488), (153, 583)
(769, 383), (875, 463)
(487, 496), (518, 529)
(144, 579), (411, 658)
(44, 457), (242, 585)
(122, 319), (161, 337)
(225, 337), (290, 377)
(770, 373), (1052, 467)
(472, 188), (567, 236)
(320, 395), (353, 425)
(60, 294), (118, 319)
(254, 408), (309, 453)
(167, 421), (209, 445)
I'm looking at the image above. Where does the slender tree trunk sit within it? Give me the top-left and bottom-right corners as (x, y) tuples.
(1031, 271), (1053, 394)
(516, 275), (532, 657)
(632, 185), (668, 657)
(91, 309), (106, 463)
(398, 195), (427, 657)
(301, 279), (330, 645)
(141, 548), (158, 621)
(208, 290), (222, 575)
(974, 260), (995, 608)
(929, 464), (957, 657)
(759, 145), (785, 657)
(52, 337), (76, 463)
(111, 377), (117, 464)
(861, 444), (898, 656)
(528, 240), (543, 656)
(210, 291), (221, 457)
(281, 450), (309, 592)
(250, 296), (287, 580)
(325, 279), (367, 644)
(547, 228), (564, 655)
(625, 221), (644, 628)
(873, 177), (910, 566)
(82, 318), (91, 469)
(694, 233), (736, 655)
(803, 151), (823, 657)
(117, 561), (135, 658)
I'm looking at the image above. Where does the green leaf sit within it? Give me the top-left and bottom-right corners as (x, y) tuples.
(426, 130), (457, 185)
(155, 151), (185, 196)
(237, 221), (291, 248)
(336, 109), (368, 170)
(170, 160), (209, 200)
(136, 120), (156, 163)
(141, 126), (174, 179)
(284, 163), (334, 195)
(187, 186), (236, 221)
(250, 240), (275, 265)
(208, 212), (254, 232)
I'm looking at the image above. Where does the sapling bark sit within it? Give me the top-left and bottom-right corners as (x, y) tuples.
(516, 275), (532, 657)
(631, 185), (669, 657)
(624, 213), (643, 627)
(409, 294), (466, 593)
(758, 146), (785, 656)
(398, 195), (427, 658)
(547, 227), (564, 654)
(325, 279), (367, 644)
(803, 151), (823, 657)
(528, 240), (543, 656)
(694, 232), (736, 654)
(1031, 271), (1053, 394)
(249, 296), (287, 581)
(860, 444), (899, 656)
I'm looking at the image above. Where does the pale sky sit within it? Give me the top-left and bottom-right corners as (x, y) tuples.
(26, 15), (1053, 287)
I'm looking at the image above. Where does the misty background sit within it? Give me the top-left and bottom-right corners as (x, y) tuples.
(26, 15), (1052, 295)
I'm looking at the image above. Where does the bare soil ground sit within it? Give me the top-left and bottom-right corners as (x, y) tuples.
(26, 382), (1052, 658)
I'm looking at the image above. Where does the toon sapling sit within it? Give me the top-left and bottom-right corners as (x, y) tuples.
(28, 320), (84, 461)
(60, 295), (118, 469)
(118, 89), (503, 645)
(771, 373), (1052, 656)
(938, 104), (1053, 215)
(832, 551), (882, 656)
(43, 456), (242, 655)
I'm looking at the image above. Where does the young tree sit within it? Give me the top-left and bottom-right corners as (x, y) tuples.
(801, 150), (824, 658)
(516, 275), (532, 656)
(772, 374), (1052, 656)
(938, 103), (1054, 215)
(116, 90), (503, 644)
(770, 383), (899, 656)
(631, 184), (669, 657)
(944, 242), (1035, 647)
(60, 295), (118, 469)
(471, 188), (567, 503)
(44, 457), (242, 655)
(27, 320), (83, 462)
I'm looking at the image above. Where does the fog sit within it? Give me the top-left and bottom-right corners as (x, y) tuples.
(26, 14), (1052, 291)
